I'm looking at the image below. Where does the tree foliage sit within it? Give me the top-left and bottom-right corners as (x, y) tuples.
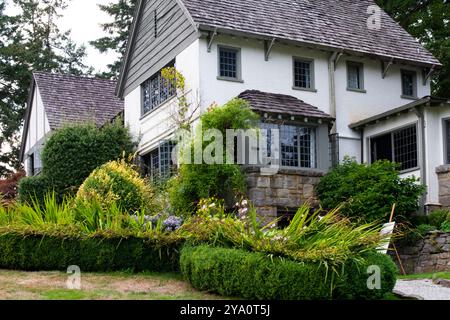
(90, 0), (137, 79)
(0, 0), (92, 177)
(376, 0), (450, 97)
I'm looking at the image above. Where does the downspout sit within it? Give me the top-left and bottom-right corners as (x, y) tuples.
(414, 106), (427, 214)
(328, 52), (339, 134)
(360, 127), (364, 164)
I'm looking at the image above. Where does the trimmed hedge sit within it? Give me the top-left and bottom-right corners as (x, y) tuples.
(0, 231), (182, 272)
(180, 245), (398, 300)
(18, 175), (52, 205)
(180, 245), (335, 300)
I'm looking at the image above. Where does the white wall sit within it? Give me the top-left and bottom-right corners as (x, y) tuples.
(198, 35), (331, 114)
(23, 85), (51, 175)
(424, 106), (450, 205)
(124, 40), (201, 155)
(124, 34), (433, 163)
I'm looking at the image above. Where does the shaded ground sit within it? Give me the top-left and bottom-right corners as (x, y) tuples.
(394, 272), (450, 300)
(0, 269), (223, 300)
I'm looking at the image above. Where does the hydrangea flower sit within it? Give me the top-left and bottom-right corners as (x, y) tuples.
(163, 216), (183, 232)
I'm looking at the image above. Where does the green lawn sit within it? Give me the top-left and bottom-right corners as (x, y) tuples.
(0, 269), (225, 300)
(398, 272), (450, 280)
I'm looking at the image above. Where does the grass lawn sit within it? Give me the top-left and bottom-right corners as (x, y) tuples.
(398, 272), (450, 280)
(0, 269), (225, 300)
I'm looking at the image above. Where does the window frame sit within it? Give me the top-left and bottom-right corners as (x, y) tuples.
(401, 69), (418, 100)
(217, 45), (243, 83)
(261, 121), (318, 170)
(140, 60), (176, 118)
(369, 123), (420, 173)
(346, 61), (366, 93)
(292, 57), (317, 92)
(443, 118), (450, 165)
(142, 140), (177, 181)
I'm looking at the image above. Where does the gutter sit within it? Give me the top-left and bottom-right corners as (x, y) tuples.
(414, 105), (427, 213)
(328, 51), (341, 134)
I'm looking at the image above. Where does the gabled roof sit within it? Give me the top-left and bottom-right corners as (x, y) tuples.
(238, 90), (333, 120)
(181, 0), (440, 67)
(33, 72), (123, 129)
(20, 72), (124, 161)
(349, 96), (450, 130)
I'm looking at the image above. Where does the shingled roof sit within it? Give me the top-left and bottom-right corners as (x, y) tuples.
(33, 72), (123, 129)
(20, 72), (123, 162)
(181, 0), (440, 66)
(238, 90), (333, 120)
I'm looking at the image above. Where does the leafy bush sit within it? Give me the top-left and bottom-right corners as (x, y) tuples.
(317, 159), (426, 222)
(441, 221), (450, 232)
(180, 245), (397, 300)
(336, 251), (398, 300)
(0, 171), (25, 204)
(19, 121), (135, 203)
(428, 210), (450, 229)
(169, 98), (259, 215)
(0, 230), (182, 272)
(18, 175), (52, 206)
(76, 159), (155, 214)
(180, 245), (334, 300)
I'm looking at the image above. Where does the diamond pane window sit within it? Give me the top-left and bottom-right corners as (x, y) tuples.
(401, 70), (416, 97)
(142, 61), (175, 115)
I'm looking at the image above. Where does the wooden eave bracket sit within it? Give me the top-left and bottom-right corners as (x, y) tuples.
(207, 28), (218, 52)
(423, 65), (435, 85)
(382, 58), (394, 79)
(264, 38), (276, 61)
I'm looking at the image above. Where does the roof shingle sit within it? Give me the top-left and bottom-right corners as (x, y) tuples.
(182, 0), (440, 66)
(238, 90), (333, 119)
(33, 72), (123, 129)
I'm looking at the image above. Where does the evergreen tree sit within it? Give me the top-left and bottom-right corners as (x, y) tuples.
(90, 0), (137, 79)
(0, 0), (92, 177)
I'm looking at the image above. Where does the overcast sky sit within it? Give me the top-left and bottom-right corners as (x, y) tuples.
(5, 0), (118, 73)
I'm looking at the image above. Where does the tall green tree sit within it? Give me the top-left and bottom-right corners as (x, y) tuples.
(0, 0), (92, 177)
(377, 0), (450, 97)
(90, 0), (137, 79)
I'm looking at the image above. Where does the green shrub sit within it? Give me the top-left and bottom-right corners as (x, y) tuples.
(169, 98), (259, 214)
(316, 159), (426, 222)
(336, 251), (398, 300)
(77, 159), (155, 214)
(440, 221), (450, 232)
(0, 229), (182, 272)
(18, 175), (52, 205)
(180, 245), (334, 300)
(428, 210), (449, 229)
(19, 121), (135, 203)
(180, 245), (398, 300)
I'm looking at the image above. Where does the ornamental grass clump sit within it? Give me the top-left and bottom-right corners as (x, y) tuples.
(180, 202), (388, 270)
(76, 159), (156, 215)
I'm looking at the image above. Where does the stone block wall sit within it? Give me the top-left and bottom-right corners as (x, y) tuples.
(436, 165), (450, 209)
(245, 167), (324, 223)
(393, 232), (450, 274)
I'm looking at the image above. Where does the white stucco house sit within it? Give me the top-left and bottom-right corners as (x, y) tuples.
(115, 0), (449, 217)
(20, 72), (123, 176)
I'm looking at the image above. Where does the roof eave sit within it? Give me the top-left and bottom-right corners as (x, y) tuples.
(197, 24), (441, 69)
(349, 96), (450, 130)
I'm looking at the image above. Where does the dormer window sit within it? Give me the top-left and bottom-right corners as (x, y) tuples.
(142, 61), (175, 116)
(401, 70), (417, 99)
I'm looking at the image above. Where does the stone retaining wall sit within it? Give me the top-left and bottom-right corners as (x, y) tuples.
(245, 167), (324, 223)
(393, 232), (450, 274)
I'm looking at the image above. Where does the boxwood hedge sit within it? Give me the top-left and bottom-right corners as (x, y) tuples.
(180, 245), (398, 300)
(0, 230), (182, 273)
